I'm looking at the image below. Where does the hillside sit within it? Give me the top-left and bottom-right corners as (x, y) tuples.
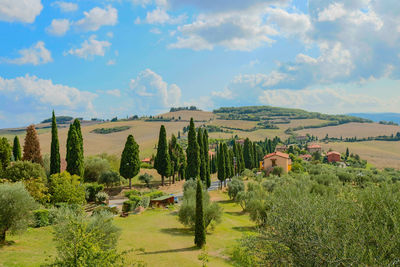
(1, 106), (400, 169)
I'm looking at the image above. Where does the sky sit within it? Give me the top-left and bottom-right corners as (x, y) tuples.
(1, 0), (400, 128)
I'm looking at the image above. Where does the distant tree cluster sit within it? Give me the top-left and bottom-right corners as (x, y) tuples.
(170, 106), (199, 112)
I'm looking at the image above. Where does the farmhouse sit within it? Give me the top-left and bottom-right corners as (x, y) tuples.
(141, 158), (152, 164)
(299, 154), (312, 161)
(263, 152), (292, 174)
(275, 145), (287, 152)
(327, 151), (341, 163)
(150, 195), (175, 207)
(307, 144), (322, 154)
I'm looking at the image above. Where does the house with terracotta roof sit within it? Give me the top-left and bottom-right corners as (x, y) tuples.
(141, 158), (152, 164)
(307, 144), (322, 154)
(263, 152), (292, 174)
(327, 151), (341, 163)
(275, 145), (287, 152)
(299, 154), (312, 161)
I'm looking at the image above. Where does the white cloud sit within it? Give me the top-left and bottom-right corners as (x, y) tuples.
(46, 19), (70, 36)
(267, 8), (311, 38)
(129, 69), (182, 110)
(0, 74), (96, 108)
(2, 41), (52, 65)
(106, 89), (120, 97)
(0, 0), (43, 23)
(317, 2), (347, 22)
(75, 5), (118, 32)
(52, 1), (78, 12)
(67, 35), (111, 59)
(107, 59), (116, 65)
(137, 8), (187, 25)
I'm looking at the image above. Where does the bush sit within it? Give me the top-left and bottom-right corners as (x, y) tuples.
(128, 195), (142, 208)
(139, 196), (150, 208)
(138, 173), (153, 187)
(95, 192), (109, 204)
(4, 161), (46, 182)
(122, 200), (135, 213)
(227, 177), (245, 200)
(99, 171), (124, 188)
(124, 189), (141, 198)
(140, 162), (153, 169)
(144, 190), (164, 200)
(49, 172), (86, 205)
(92, 206), (119, 215)
(33, 209), (50, 227)
(23, 177), (50, 204)
(84, 157), (111, 183)
(85, 183), (105, 202)
(272, 167), (283, 177)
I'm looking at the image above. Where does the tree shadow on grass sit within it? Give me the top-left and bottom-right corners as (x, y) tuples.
(217, 199), (234, 204)
(225, 210), (246, 216)
(0, 240), (15, 248)
(141, 246), (198, 255)
(159, 227), (193, 236)
(232, 226), (257, 232)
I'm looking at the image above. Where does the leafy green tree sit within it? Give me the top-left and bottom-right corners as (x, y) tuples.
(154, 125), (171, 186)
(119, 135), (140, 189)
(49, 171), (86, 204)
(186, 118), (200, 180)
(0, 137), (11, 172)
(50, 111), (61, 175)
(195, 179), (206, 248)
(243, 138), (253, 169)
(66, 124), (84, 177)
(22, 125), (43, 165)
(138, 173), (153, 188)
(197, 129), (206, 182)
(4, 161), (46, 182)
(203, 129), (211, 188)
(84, 157), (111, 183)
(99, 171), (124, 188)
(51, 207), (125, 266)
(227, 177), (245, 200)
(217, 143), (225, 189)
(0, 183), (37, 243)
(12, 136), (21, 161)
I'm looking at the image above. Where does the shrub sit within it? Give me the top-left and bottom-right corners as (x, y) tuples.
(49, 172), (86, 205)
(272, 167), (283, 177)
(85, 183), (104, 202)
(124, 189), (141, 198)
(33, 209), (50, 227)
(92, 206), (119, 215)
(23, 177), (50, 204)
(95, 192), (109, 204)
(227, 177), (245, 200)
(4, 161), (46, 182)
(140, 162), (153, 169)
(84, 157), (111, 183)
(139, 196), (150, 208)
(0, 183), (37, 243)
(138, 173), (153, 187)
(99, 171), (124, 188)
(128, 195), (142, 208)
(122, 200), (135, 213)
(144, 190), (164, 200)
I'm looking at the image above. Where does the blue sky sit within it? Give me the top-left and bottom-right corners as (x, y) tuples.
(1, 0), (400, 127)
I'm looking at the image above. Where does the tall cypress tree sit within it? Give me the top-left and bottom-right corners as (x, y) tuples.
(186, 118), (200, 180)
(66, 124), (84, 177)
(120, 134), (141, 188)
(0, 138), (11, 171)
(252, 143), (257, 169)
(223, 143), (230, 186)
(233, 141), (239, 175)
(154, 125), (171, 186)
(72, 119), (83, 155)
(243, 138), (253, 169)
(50, 111), (60, 175)
(23, 125), (43, 165)
(239, 144), (245, 174)
(217, 143), (225, 189)
(194, 178), (206, 248)
(12, 136), (21, 161)
(229, 149), (235, 178)
(197, 129), (206, 182)
(168, 134), (179, 184)
(203, 129), (210, 188)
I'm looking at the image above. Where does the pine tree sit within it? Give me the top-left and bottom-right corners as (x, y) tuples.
(243, 138), (252, 169)
(217, 143), (225, 189)
(50, 111), (60, 175)
(119, 134), (141, 188)
(194, 178), (206, 248)
(186, 118), (200, 180)
(197, 129), (206, 182)
(12, 136), (21, 161)
(154, 125), (171, 186)
(22, 125), (43, 165)
(66, 124), (84, 177)
(203, 129), (210, 188)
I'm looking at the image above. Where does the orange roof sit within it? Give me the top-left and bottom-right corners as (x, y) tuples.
(264, 151), (290, 159)
(327, 151), (341, 156)
(307, 144), (321, 148)
(141, 158), (151, 162)
(300, 154), (312, 158)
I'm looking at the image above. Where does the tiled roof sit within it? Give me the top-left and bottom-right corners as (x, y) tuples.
(264, 151), (290, 159)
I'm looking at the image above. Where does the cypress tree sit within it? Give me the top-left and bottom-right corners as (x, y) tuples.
(50, 111), (60, 174)
(203, 129), (210, 188)
(0, 138), (11, 171)
(73, 119), (83, 156)
(169, 134), (179, 184)
(252, 143), (257, 169)
(22, 125), (43, 165)
(346, 147), (350, 159)
(186, 118), (200, 180)
(194, 178), (206, 248)
(243, 138), (252, 169)
(66, 124), (84, 177)
(239, 144), (245, 174)
(197, 129), (206, 182)
(229, 149), (235, 179)
(12, 136), (21, 161)
(217, 143), (225, 189)
(154, 125), (171, 186)
(223, 144), (230, 186)
(233, 141), (239, 175)
(120, 134), (141, 189)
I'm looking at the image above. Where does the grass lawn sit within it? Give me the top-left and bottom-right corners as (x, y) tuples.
(0, 190), (254, 267)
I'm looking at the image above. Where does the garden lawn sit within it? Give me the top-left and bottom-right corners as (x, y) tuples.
(0, 191), (254, 267)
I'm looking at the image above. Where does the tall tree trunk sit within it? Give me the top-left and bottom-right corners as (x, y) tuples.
(129, 178), (132, 189)
(0, 230), (6, 244)
(161, 175), (164, 186)
(172, 173), (175, 184)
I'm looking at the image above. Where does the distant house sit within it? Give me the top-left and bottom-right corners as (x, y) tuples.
(327, 151), (341, 163)
(275, 145), (287, 152)
(263, 152), (292, 174)
(296, 135), (308, 142)
(299, 154), (312, 161)
(141, 158), (152, 164)
(235, 139), (245, 145)
(150, 195), (175, 207)
(208, 150), (216, 158)
(307, 144), (322, 154)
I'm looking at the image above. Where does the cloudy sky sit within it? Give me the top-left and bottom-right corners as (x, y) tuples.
(1, 0), (400, 127)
